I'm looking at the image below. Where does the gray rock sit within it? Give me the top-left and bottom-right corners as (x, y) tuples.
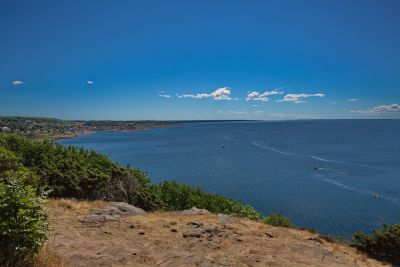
(307, 237), (323, 244)
(203, 226), (220, 236)
(217, 213), (234, 224)
(81, 202), (146, 223)
(181, 207), (210, 215)
(187, 221), (204, 227)
(110, 202), (146, 216)
(182, 225), (220, 239)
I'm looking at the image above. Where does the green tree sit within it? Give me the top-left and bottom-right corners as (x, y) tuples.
(0, 171), (48, 267)
(351, 224), (400, 266)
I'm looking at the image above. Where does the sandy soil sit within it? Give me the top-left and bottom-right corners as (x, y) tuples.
(45, 199), (386, 267)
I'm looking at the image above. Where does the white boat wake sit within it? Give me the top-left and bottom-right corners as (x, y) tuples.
(252, 141), (297, 157)
(320, 178), (400, 205)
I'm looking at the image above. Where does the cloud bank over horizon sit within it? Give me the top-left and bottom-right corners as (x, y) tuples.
(352, 104), (400, 114)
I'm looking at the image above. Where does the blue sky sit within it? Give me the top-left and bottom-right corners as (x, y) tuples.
(1, 0), (399, 120)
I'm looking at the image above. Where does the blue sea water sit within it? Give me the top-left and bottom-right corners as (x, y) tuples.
(59, 120), (400, 238)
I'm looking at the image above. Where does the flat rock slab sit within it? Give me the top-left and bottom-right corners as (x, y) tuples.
(181, 207), (210, 215)
(81, 202), (146, 223)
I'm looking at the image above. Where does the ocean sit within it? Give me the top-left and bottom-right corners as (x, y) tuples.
(59, 120), (400, 237)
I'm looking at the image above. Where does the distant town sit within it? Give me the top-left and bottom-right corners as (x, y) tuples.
(0, 116), (179, 140)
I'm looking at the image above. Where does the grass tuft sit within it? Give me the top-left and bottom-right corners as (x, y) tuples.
(33, 243), (69, 267)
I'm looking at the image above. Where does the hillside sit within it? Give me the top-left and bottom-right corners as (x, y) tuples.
(0, 116), (179, 140)
(41, 199), (385, 267)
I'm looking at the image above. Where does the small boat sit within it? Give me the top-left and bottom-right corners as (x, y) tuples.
(313, 166), (321, 170)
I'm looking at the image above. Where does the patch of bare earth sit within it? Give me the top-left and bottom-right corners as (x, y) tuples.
(45, 199), (386, 267)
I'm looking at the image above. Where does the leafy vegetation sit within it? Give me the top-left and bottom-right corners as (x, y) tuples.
(0, 133), (161, 210)
(0, 171), (48, 267)
(262, 213), (293, 228)
(351, 224), (400, 265)
(151, 181), (263, 219)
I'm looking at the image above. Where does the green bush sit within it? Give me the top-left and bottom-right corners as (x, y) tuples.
(351, 224), (400, 266)
(0, 146), (22, 172)
(0, 172), (48, 267)
(0, 133), (160, 209)
(263, 213), (293, 228)
(151, 181), (263, 220)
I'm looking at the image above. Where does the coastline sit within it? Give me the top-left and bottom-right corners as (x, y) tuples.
(51, 122), (186, 141)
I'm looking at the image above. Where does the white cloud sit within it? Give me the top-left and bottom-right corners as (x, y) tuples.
(352, 104), (400, 114)
(246, 89), (283, 102)
(210, 87), (233, 100)
(348, 98), (360, 102)
(278, 93), (325, 103)
(177, 87), (233, 100)
(178, 93), (209, 99)
(227, 110), (246, 114)
(86, 80), (94, 85)
(159, 94), (171, 98)
(12, 80), (26, 86)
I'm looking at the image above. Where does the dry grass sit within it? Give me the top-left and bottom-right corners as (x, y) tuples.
(43, 199), (386, 267)
(33, 243), (69, 267)
(46, 198), (107, 215)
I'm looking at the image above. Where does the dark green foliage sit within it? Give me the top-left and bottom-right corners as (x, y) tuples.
(262, 213), (293, 228)
(151, 181), (263, 219)
(351, 224), (400, 266)
(0, 133), (160, 209)
(0, 172), (48, 267)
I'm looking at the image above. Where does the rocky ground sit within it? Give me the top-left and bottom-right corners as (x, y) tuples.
(45, 199), (386, 267)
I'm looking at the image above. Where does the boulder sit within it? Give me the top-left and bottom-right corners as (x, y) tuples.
(181, 207), (210, 215)
(81, 202), (146, 223)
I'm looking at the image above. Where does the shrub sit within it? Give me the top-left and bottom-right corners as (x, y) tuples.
(152, 181), (263, 220)
(0, 173), (48, 267)
(0, 146), (21, 172)
(0, 133), (161, 209)
(351, 224), (400, 266)
(263, 213), (293, 228)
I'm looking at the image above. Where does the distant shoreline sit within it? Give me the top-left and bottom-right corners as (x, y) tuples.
(52, 123), (186, 141)
(0, 116), (183, 141)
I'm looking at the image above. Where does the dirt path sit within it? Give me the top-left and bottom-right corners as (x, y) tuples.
(46, 200), (386, 267)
